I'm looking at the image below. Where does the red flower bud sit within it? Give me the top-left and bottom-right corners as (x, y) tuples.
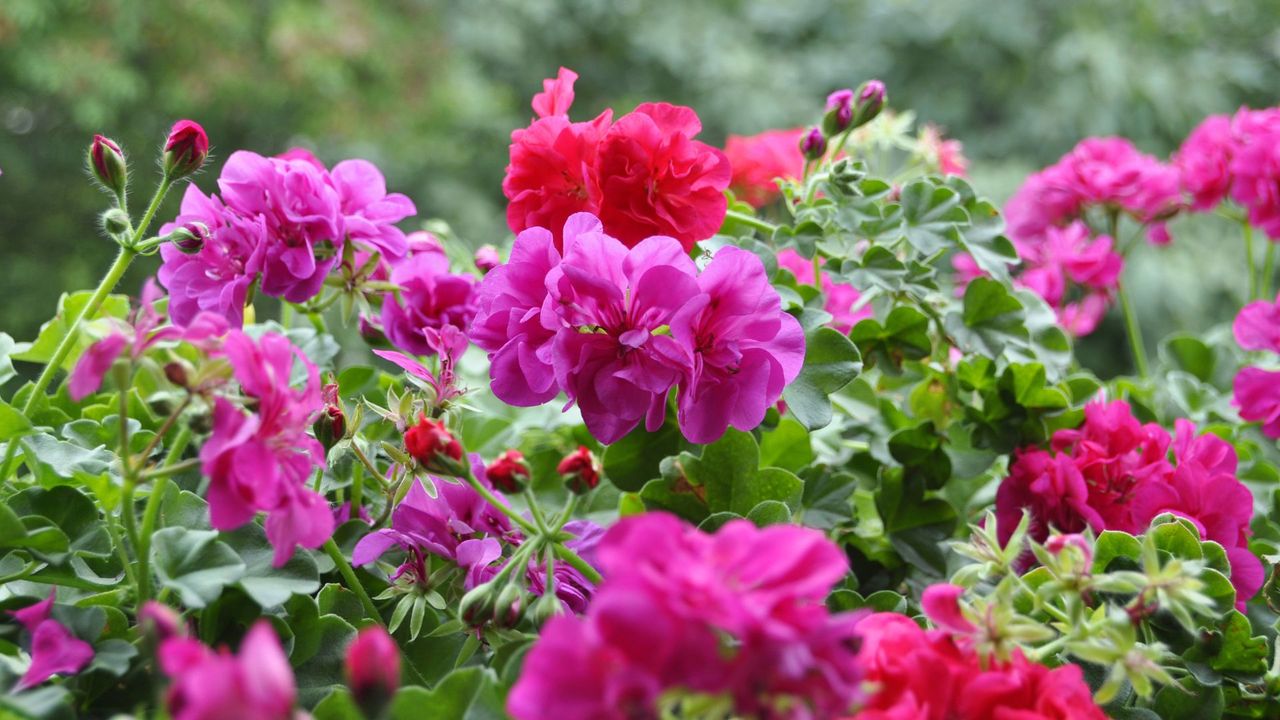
(88, 134), (127, 197)
(557, 445), (600, 494)
(162, 119), (209, 180)
(485, 449), (530, 494)
(404, 414), (463, 473)
(345, 626), (400, 711)
(168, 221), (209, 254)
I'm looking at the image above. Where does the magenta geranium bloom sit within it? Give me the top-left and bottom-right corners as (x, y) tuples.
(1233, 292), (1280, 353)
(668, 246), (805, 444)
(8, 590), (94, 691)
(380, 247), (477, 357)
(509, 512), (864, 719)
(199, 330), (330, 566)
(1234, 366), (1280, 438)
(546, 218), (700, 443)
(159, 621), (297, 720)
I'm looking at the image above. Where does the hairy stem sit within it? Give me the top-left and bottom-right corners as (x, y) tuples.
(323, 538), (383, 625)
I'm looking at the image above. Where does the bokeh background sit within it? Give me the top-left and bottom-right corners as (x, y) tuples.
(3, 0), (1279, 375)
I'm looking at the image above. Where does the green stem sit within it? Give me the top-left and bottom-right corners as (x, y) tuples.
(724, 209), (779, 236)
(351, 442), (390, 492)
(553, 543), (602, 585)
(461, 467), (539, 536)
(136, 425), (194, 603)
(1116, 282), (1150, 379)
(323, 538), (383, 625)
(129, 178), (173, 250)
(140, 457), (200, 480)
(1245, 222), (1258, 301)
(1263, 239), (1276, 300)
(162, 425), (193, 467)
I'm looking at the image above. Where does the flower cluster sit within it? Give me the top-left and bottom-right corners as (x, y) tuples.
(1175, 106), (1280, 236)
(378, 237), (479, 357)
(504, 67), (731, 252)
(8, 591), (93, 691)
(471, 213), (804, 444)
(995, 399), (1262, 605)
(1233, 292), (1280, 438)
(352, 459), (601, 614)
(158, 148), (416, 327)
(158, 621), (300, 720)
(850, 611), (1105, 720)
(508, 512), (865, 720)
(777, 248), (872, 333)
(200, 329), (331, 566)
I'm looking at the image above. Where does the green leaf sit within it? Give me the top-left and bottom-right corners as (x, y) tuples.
(745, 500), (792, 526)
(1182, 610), (1269, 682)
(13, 291), (131, 370)
(851, 306), (931, 368)
(388, 667), (505, 720)
(0, 397), (32, 442)
(690, 430), (803, 515)
(798, 471), (857, 529)
(602, 418), (682, 492)
(1161, 334), (1216, 384)
(6, 486), (110, 562)
(294, 614), (358, 708)
(758, 418), (814, 472)
(221, 523), (320, 609)
(1152, 681), (1224, 719)
(1093, 530), (1142, 572)
(899, 180), (968, 254)
(782, 326), (862, 430)
(312, 689), (363, 720)
(151, 528), (246, 608)
(961, 276), (1024, 327)
(0, 332), (18, 389)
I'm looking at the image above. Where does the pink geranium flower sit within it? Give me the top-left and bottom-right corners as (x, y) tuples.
(199, 330), (331, 566)
(667, 246), (805, 444)
(159, 621), (298, 720)
(724, 128), (805, 208)
(1233, 292), (1280, 353)
(1175, 114), (1236, 211)
(777, 248), (873, 333)
(1229, 106), (1280, 239)
(509, 512), (865, 720)
(379, 247), (477, 357)
(8, 590), (94, 691)
(1234, 366), (1280, 438)
(545, 216), (700, 443)
(69, 281), (231, 400)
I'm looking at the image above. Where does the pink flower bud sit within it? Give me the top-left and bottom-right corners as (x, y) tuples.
(138, 601), (184, 641)
(162, 119), (209, 180)
(1045, 533), (1093, 572)
(170, 221), (209, 254)
(558, 445), (600, 494)
(921, 583), (975, 635)
(88, 134), (127, 197)
(345, 626), (400, 708)
(314, 381), (346, 454)
(853, 80), (887, 128)
(824, 89), (855, 134)
(799, 127), (827, 162)
(474, 244), (501, 273)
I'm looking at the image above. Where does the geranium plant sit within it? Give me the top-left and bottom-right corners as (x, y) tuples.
(0, 69), (1277, 720)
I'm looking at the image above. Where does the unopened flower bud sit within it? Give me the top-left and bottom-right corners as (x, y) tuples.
(88, 134), (128, 198)
(101, 208), (131, 236)
(823, 89), (855, 135)
(527, 591), (563, 627)
(138, 601), (184, 642)
(851, 80), (886, 128)
(345, 626), (400, 714)
(163, 362), (190, 388)
(485, 450), (530, 494)
(558, 445), (600, 494)
(404, 414), (463, 474)
(314, 381), (346, 454)
(1045, 533), (1093, 575)
(459, 583), (497, 628)
(474, 245), (501, 274)
(799, 127), (827, 162)
(358, 315), (390, 348)
(492, 584), (524, 629)
(168, 221), (209, 255)
(162, 119), (209, 180)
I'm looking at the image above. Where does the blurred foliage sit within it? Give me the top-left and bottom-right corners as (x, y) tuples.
(2, 0), (1279, 371)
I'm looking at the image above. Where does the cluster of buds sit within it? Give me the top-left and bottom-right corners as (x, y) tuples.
(799, 78), (887, 162)
(459, 573), (528, 631)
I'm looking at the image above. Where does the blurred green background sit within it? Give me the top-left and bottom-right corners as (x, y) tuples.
(2, 0), (1279, 374)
